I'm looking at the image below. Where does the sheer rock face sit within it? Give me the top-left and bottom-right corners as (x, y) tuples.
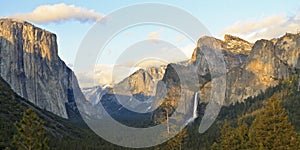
(192, 34), (253, 58)
(225, 33), (300, 104)
(0, 19), (82, 118)
(152, 33), (300, 121)
(161, 35), (250, 104)
(112, 66), (166, 96)
(152, 35), (251, 121)
(192, 35), (250, 71)
(194, 33), (300, 105)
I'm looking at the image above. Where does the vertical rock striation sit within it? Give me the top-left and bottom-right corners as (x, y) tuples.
(152, 35), (251, 121)
(225, 33), (300, 104)
(0, 19), (83, 118)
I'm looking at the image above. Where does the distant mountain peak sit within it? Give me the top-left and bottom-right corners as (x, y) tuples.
(224, 34), (250, 44)
(197, 34), (253, 55)
(109, 66), (166, 96)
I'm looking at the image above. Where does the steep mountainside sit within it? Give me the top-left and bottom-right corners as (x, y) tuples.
(83, 35), (252, 118)
(225, 33), (300, 104)
(82, 67), (167, 122)
(0, 19), (84, 118)
(149, 33), (300, 149)
(112, 66), (166, 96)
(0, 75), (124, 149)
(82, 85), (111, 105)
(152, 35), (252, 120)
(153, 33), (300, 123)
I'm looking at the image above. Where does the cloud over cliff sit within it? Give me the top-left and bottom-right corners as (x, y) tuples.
(222, 12), (300, 42)
(9, 3), (103, 24)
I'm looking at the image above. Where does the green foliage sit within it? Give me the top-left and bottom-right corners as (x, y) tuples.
(1, 73), (300, 149)
(219, 120), (235, 149)
(156, 109), (188, 150)
(249, 96), (298, 149)
(212, 74), (300, 149)
(165, 128), (187, 150)
(214, 95), (299, 149)
(298, 133), (300, 149)
(13, 108), (49, 150)
(235, 118), (249, 149)
(210, 142), (219, 150)
(0, 77), (119, 150)
(215, 119), (249, 150)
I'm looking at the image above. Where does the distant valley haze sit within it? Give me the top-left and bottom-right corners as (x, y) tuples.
(2, 0), (300, 87)
(1, 1), (300, 149)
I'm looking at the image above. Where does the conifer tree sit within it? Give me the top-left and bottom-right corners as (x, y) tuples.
(249, 97), (297, 149)
(216, 118), (249, 150)
(210, 142), (219, 150)
(13, 108), (49, 150)
(234, 118), (249, 149)
(157, 115), (188, 150)
(165, 127), (187, 150)
(219, 120), (236, 149)
(298, 134), (300, 149)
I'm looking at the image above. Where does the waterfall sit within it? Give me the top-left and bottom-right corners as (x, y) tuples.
(192, 92), (198, 119)
(185, 92), (198, 125)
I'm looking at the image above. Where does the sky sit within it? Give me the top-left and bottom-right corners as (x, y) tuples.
(1, 0), (300, 87)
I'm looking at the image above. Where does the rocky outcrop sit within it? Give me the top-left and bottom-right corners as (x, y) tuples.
(0, 19), (84, 118)
(85, 66), (168, 120)
(225, 33), (300, 104)
(192, 35), (250, 71)
(82, 85), (111, 106)
(152, 35), (251, 121)
(161, 35), (250, 100)
(192, 34), (253, 57)
(187, 33), (300, 105)
(111, 66), (166, 96)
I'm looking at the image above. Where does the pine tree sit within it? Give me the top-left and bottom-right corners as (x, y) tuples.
(165, 127), (187, 150)
(219, 120), (237, 149)
(216, 119), (250, 150)
(13, 108), (49, 150)
(157, 114), (188, 150)
(210, 142), (219, 150)
(249, 96), (298, 149)
(164, 98), (172, 135)
(298, 133), (300, 149)
(235, 118), (249, 149)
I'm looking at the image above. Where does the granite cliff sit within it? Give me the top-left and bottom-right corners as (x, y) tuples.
(0, 19), (85, 118)
(80, 66), (166, 120)
(225, 33), (300, 104)
(157, 33), (300, 112)
(150, 35), (252, 121)
(111, 66), (166, 96)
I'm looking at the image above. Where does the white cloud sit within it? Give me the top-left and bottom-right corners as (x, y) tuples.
(76, 43), (196, 88)
(222, 13), (300, 42)
(176, 36), (185, 43)
(144, 44), (195, 64)
(9, 3), (103, 24)
(180, 44), (196, 58)
(76, 64), (140, 88)
(147, 31), (160, 40)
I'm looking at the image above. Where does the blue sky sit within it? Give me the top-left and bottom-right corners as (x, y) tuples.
(1, 0), (300, 86)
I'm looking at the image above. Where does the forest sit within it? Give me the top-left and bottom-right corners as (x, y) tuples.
(1, 75), (300, 149)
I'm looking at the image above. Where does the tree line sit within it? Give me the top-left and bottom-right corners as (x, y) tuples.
(212, 95), (299, 149)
